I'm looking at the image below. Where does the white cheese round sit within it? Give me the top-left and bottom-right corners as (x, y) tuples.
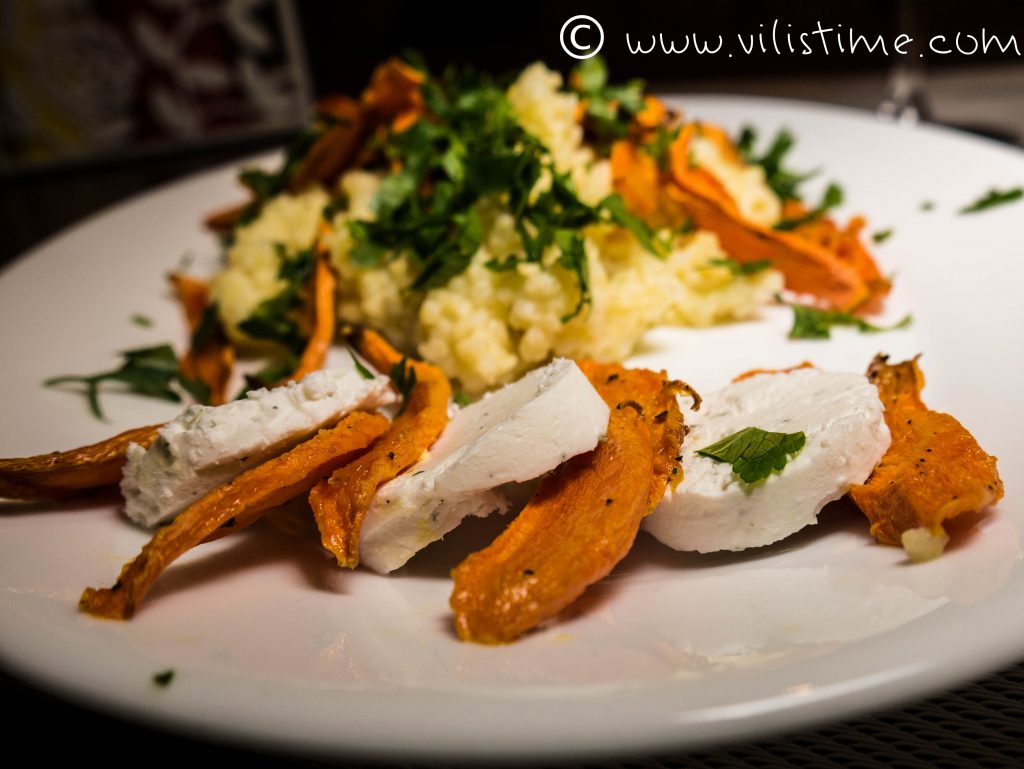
(120, 363), (395, 528)
(359, 358), (610, 574)
(643, 368), (890, 552)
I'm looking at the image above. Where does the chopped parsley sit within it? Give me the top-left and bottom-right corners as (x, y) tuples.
(788, 305), (912, 340)
(349, 349), (375, 380)
(958, 187), (1023, 215)
(774, 183), (844, 231)
(152, 669), (175, 688)
(571, 56), (646, 151)
(697, 427), (806, 484)
(735, 126), (818, 202)
(190, 303), (221, 351)
(453, 391), (472, 407)
(705, 257), (773, 276)
(343, 62), (663, 322)
(237, 243), (315, 356)
(46, 344), (209, 421)
(871, 229), (894, 244)
(643, 124), (682, 172)
(390, 356), (417, 414)
(920, 200), (935, 211)
(130, 314), (154, 328)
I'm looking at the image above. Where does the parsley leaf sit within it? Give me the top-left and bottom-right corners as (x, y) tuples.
(453, 391), (472, 407)
(697, 427), (806, 484)
(554, 230), (590, 321)
(45, 344), (209, 421)
(735, 126), (817, 202)
(390, 356), (418, 414)
(571, 56), (646, 151)
(774, 183), (844, 230)
(958, 187), (1023, 215)
(705, 257), (773, 276)
(349, 349), (375, 380)
(130, 314), (154, 328)
(599, 194), (670, 257)
(190, 303), (221, 351)
(238, 244), (315, 355)
(152, 669), (175, 688)
(788, 305), (912, 340)
(871, 229), (893, 244)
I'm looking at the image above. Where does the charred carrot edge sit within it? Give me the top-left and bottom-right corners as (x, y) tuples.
(0, 423), (161, 500)
(169, 273), (234, 406)
(449, 362), (688, 644)
(849, 355), (1004, 547)
(732, 361), (815, 383)
(79, 411), (388, 620)
(308, 329), (451, 568)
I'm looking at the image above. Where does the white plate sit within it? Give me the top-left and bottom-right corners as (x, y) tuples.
(1, 97), (1022, 762)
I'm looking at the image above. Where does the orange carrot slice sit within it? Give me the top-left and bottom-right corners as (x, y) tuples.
(663, 180), (870, 310)
(450, 362), (690, 644)
(0, 424), (161, 501)
(308, 330), (450, 568)
(169, 273), (234, 405)
(274, 224), (337, 385)
(79, 411), (388, 619)
(849, 355), (1004, 552)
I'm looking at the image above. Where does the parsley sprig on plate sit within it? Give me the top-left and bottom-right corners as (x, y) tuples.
(45, 345), (209, 421)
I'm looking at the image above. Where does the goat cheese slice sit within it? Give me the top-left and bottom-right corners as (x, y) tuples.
(359, 358), (610, 574)
(121, 363), (395, 527)
(643, 368), (890, 552)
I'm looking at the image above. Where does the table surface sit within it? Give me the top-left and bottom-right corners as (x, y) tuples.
(2, 67), (1022, 767)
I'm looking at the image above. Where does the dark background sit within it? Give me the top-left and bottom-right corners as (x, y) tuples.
(2, 1), (1023, 766)
(2, 1), (1022, 266)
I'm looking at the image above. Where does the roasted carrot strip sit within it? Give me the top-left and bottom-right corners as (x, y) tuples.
(308, 329), (450, 568)
(849, 355), (1004, 554)
(79, 411), (388, 619)
(663, 181), (869, 311)
(667, 125), (741, 213)
(169, 273), (234, 405)
(290, 95), (367, 192)
(610, 141), (663, 223)
(610, 123), (884, 312)
(778, 201), (890, 312)
(361, 58), (424, 116)
(0, 423), (161, 500)
(450, 363), (689, 644)
(277, 225), (337, 385)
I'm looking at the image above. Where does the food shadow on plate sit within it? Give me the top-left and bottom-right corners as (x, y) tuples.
(0, 487), (123, 517)
(145, 503), (350, 607)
